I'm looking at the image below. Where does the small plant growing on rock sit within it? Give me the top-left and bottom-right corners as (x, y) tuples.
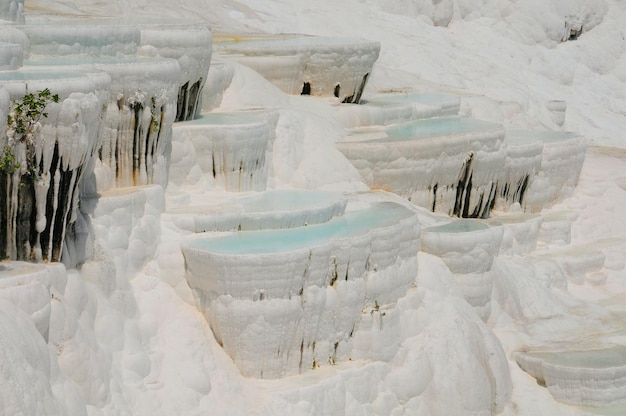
(3, 88), (59, 178)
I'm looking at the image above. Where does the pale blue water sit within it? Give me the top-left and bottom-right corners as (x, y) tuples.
(424, 219), (489, 234)
(377, 117), (499, 142)
(186, 202), (414, 254)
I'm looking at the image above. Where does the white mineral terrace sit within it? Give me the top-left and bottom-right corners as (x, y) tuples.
(200, 59), (234, 112)
(0, 42), (22, 70)
(0, 69), (106, 262)
(515, 346), (626, 407)
(138, 22), (213, 121)
(181, 200), (420, 378)
(25, 57), (180, 191)
(164, 189), (347, 232)
(496, 133), (543, 210)
(485, 212), (543, 256)
(0, 261), (66, 340)
(214, 35), (380, 103)
(332, 96), (442, 129)
(364, 93), (462, 117)
(507, 130), (587, 212)
(421, 219), (503, 321)
(0, 0), (23, 23)
(19, 23), (140, 59)
(170, 109), (278, 192)
(337, 117), (506, 218)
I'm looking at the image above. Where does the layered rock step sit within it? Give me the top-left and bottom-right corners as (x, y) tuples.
(337, 117), (506, 218)
(485, 212), (543, 256)
(181, 200), (420, 378)
(214, 35), (380, 103)
(0, 69), (108, 262)
(0, 261), (67, 340)
(0, 41), (22, 70)
(26, 56), (180, 191)
(333, 92), (459, 129)
(20, 21), (213, 190)
(420, 219), (503, 321)
(164, 189), (346, 232)
(170, 109), (278, 192)
(507, 130), (587, 212)
(516, 346), (626, 407)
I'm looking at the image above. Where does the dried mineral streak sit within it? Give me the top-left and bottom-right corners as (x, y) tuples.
(337, 117), (506, 218)
(181, 201), (420, 378)
(0, 70), (107, 263)
(507, 130), (587, 212)
(171, 109), (278, 192)
(214, 35), (380, 103)
(138, 22), (213, 121)
(495, 132), (543, 210)
(421, 219), (503, 321)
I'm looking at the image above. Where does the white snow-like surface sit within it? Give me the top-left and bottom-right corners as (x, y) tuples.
(0, 0), (625, 414)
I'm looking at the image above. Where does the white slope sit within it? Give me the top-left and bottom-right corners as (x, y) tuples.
(7, 0), (626, 415)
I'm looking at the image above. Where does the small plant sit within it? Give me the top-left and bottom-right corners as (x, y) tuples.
(7, 88), (59, 142)
(5, 88), (59, 177)
(0, 146), (20, 174)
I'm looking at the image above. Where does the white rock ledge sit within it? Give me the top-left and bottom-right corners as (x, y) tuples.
(0, 42), (22, 70)
(171, 109), (278, 192)
(485, 212), (543, 255)
(515, 346), (626, 407)
(507, 130), (587, 212)
(0, 261), (67, 340)
(181, 201), (420, 378)
(0, 69), (107, 262)
(164, 189), (347, 232)
(19, 23), (140, 59)
(337, 117), (506, 218)
(365, 93), (461, 117)
(214, 35), (380, 103)
(138, 22), (213, 121)
(421, 219), (503, 320)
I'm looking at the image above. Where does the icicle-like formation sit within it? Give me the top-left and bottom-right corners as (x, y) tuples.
(139, 23), (212, 121)
(508, 130), (587, 212)
(91, 58), (179, 191)
(181, 201), (420, 379)
(495, 133), (543, 210)
(0, 71), (106, 263)
(0, 0), (24, 23)
(215, 36), (380, 103)
(337, 117), (507, 218)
